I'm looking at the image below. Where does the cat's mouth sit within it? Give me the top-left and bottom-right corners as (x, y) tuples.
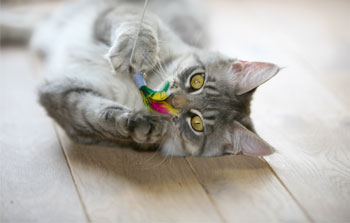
(165, 94), (174, 107)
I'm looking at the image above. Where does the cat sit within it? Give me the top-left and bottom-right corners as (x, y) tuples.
(33, 0), (280, 157)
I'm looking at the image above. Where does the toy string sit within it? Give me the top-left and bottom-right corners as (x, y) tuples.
(129, 0), (178, 116)
(129, 0), (149, 68)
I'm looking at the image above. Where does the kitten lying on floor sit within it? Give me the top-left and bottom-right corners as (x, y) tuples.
(34, 0), (280, 157)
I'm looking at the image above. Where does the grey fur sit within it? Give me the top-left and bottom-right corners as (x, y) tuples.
(35, 0), (279, 157)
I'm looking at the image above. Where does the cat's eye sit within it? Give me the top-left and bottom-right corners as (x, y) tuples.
(190, 73), (205, 90)
(191, 115), (204, 132)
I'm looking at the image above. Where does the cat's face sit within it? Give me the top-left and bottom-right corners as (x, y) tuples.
(160, 51), (280, 157)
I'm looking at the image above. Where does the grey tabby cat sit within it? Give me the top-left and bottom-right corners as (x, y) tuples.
(34, 0), (280, 157)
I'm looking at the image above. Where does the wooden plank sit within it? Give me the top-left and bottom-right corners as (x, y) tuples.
(205, 0), (350, 221)
(246, 2), (350, 221)
(178, 1), (309, 221)
(252, 65), (350, 222)
(56, 127), (223, 222)
(0, 48), (87, 222)
(187, 156), (308, 222)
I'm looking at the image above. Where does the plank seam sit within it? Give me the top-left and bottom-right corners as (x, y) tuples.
(32, 51), (92, 222)
(185, 158), (227, 223)
(52, 123), (93, 223)
(243, 4), (329, 220)
(261, 157), (314, 222)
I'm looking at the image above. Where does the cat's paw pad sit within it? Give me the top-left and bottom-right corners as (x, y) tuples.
(114, 112), (130, 137)
(128, 112), (169, 144)
(108, 29), (159, 75)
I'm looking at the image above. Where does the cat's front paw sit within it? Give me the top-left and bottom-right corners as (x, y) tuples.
(108, 28), (159, 75)
(128, 111), (170, 144)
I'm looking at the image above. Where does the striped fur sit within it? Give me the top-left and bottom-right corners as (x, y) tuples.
(36, 0), (277, 157)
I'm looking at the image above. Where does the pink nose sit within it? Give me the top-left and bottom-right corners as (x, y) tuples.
(166, 94), (189, 109)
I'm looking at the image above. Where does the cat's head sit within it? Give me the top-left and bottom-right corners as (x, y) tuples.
(159, 51), (280, 157)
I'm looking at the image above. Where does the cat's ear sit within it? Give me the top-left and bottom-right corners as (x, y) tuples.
(224, 121), (274, 156)
(231, 60), (280, 95)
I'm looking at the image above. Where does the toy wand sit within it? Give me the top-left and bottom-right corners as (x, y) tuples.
(129, 0), (178, 116)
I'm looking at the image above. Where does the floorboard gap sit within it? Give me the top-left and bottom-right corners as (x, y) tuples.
(185, 158), (227, 223)
(261, 157), (314, 222)
(53, 123), (93, 223)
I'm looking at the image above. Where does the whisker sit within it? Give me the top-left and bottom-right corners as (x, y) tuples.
(158, 60), (167, 75)
(142, 146), (161, 164)
(145, 125), (178, 169)
(146, 147), (170, 169)
(154, 61), (166, 81)
(141, 54), (165, 81)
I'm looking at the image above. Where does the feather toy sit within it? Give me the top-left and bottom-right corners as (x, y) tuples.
(130, 0), (178, 116)
(134, 73), (179, 116)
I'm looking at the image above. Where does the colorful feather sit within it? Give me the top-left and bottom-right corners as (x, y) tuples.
(134, 73), (179, 116)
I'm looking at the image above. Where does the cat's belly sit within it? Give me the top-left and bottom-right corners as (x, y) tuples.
(110, 75), (145, 110)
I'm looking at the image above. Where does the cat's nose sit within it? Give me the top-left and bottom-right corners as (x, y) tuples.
(166, 94), (190, 109)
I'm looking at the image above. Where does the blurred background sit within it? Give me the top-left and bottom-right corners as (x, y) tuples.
(1, 0), (349, 222)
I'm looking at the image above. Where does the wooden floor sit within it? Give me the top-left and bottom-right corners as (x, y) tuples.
(1, 0), (349, 222)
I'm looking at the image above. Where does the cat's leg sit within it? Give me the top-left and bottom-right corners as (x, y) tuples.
(39, 77), (171, 147)
(95, 8), (160, 74)
(108, 21), (159, 74)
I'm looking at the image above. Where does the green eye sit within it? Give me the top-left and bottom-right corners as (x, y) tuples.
(190, 73), (205, 89)
(191, 115), (204, 132)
